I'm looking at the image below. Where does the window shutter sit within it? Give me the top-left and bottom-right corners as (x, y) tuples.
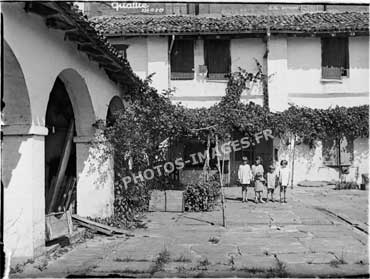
(321, 38), (349, 79)
(204, 39), (231, 79)
(170, 39), (194, 80)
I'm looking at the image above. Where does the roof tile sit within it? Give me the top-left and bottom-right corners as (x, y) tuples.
(91, 12), (369, 36)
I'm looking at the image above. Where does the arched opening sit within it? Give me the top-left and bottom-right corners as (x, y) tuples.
(44, 68), (96, 222)
(106, 95), (124, 127)
(2, 40), (32, 126)
(44, 77), (77, 214)
(106, 96), (124, 185)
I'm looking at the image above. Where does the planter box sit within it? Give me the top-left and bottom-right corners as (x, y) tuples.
(148, 190), (166, 212)
(148, 190), (184, 212)
(165, 190), (184, 212)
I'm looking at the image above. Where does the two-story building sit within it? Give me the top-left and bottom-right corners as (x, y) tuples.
(92, 5), (369, 186)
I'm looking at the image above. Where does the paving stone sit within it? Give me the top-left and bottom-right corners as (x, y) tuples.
(13, 186), (369, 278)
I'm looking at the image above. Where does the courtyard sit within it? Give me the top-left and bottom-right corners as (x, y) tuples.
(13, 185), (368, 278)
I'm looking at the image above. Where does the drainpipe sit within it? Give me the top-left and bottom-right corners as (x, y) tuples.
(264, 5), (271, 109)
(168, 34), (175, 90)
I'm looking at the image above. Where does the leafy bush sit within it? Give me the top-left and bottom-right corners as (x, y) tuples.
(334, 181), (359, 190)
(184, 175), (221, 212)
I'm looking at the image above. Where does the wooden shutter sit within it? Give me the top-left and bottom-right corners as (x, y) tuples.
(321, 38), (349, 79)
(170, 39), (194, 80)
(204, 39), (231, 80)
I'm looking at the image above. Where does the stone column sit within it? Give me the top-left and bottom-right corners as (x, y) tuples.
(74, 136), (114, 218)
(267, 37), (289, 112)
(2, 125), (48, 264)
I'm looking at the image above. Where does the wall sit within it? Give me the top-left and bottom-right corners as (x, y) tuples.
(268, 37), (289, 112)
(274, 137), (369, 184)
(112, 36), (265, 108)
(2, 2), (121, 263)
(286, 36), (369, 108)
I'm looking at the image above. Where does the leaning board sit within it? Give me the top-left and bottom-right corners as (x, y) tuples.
(148, 190), (166, 212)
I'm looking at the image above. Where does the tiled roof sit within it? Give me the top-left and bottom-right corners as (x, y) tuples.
(91, 12), (369, 36)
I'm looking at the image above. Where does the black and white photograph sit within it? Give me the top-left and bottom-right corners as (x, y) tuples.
(1, 0), (369, 278)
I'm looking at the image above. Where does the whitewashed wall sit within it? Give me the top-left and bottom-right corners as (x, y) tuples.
(113, 35), (369, 110)
(110, 36), (265, 108)
(286, 36), (369, 108)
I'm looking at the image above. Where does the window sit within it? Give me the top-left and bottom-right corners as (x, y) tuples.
(113, 44), (129, 59)
(170, 39), (194, 80)
(321, 37), (349, 80)
(204, 39), (231, 80)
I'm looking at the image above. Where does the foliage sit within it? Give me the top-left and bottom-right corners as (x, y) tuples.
(183, 175), (221, 212)
(97, 64), (369, 225)
(334, 181), (359, 190)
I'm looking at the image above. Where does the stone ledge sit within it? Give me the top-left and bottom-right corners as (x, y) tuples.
(2, 125), (48, 136)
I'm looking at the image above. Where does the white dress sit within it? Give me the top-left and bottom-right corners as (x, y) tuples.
(279, 167), (290, 186)
(238, 164), (252, 184)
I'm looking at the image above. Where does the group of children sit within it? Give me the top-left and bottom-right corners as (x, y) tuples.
(237, 156), (291, 203)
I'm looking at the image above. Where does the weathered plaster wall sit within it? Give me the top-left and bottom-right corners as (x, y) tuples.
(286, 36), (369, 108)
(2, 133), (47, 263)
(274, 137), (369, 184)
(2, 2), (121, 262)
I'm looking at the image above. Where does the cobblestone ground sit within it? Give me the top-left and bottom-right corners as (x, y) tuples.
(14, 186), (369, 278)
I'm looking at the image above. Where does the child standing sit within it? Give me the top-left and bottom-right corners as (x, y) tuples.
(252, 156), (265, 203)
(266, 165), (278, 202)
(238, 156), (252, 203)
(278, 160), (290, 203)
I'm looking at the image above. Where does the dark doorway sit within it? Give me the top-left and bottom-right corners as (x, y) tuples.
(45, 77), (77, 214)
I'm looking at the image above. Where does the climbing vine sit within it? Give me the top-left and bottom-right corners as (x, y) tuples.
(95, 66), (368, 226)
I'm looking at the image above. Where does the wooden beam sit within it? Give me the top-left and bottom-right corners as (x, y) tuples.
(64, 31), (90, 44)
(77, 44), (104, 56)
(99, 64), (121, 72)
(24, 2), (59, 16)
(72, 215), (130, 235)
(48, 120), (75, 213)
(46, 17), (76, 31)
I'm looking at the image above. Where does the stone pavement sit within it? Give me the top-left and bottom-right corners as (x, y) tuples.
(14, 186), (369, 278)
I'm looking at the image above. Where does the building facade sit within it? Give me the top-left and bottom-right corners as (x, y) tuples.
(92, 5), (369, 185)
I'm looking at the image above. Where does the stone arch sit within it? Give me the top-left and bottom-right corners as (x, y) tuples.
(57, 68), (96, 137)
(3, 40), (31, 126)
(106, 95), (124, 127)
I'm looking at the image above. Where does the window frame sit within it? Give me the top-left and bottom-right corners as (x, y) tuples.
(204, 39), (231, 80)
(321, 37), (349, 80)
(169, 38), (195, 80)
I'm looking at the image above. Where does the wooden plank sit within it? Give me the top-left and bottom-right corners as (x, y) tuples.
(73, 220), (113, 236)
(71, 215), (127, 235)
(56, 176), (69, 212)
(48, 120), (75, 213)
(64, 178), (76, 211)
(59, 177), (74, 211)
(165, 190), (184, 212)
(148, 190), (166, 212)
(46, 176), (57, 211)
(66, 210), (73, 236)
